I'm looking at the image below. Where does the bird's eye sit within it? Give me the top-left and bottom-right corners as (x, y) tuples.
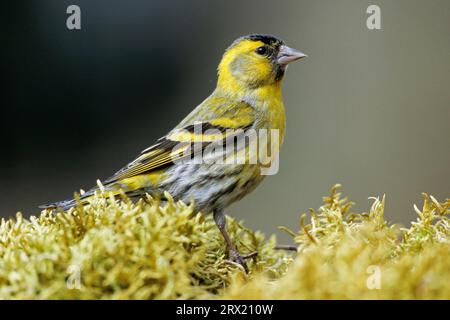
(256, 46), (267, 55)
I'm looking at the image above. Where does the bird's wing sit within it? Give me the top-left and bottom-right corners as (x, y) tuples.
(103, 101), (256, 184)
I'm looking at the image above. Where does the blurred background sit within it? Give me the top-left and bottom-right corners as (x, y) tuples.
(2, 0), (449, 241)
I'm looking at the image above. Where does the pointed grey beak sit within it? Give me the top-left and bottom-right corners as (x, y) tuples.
(277, 45), (307, 65)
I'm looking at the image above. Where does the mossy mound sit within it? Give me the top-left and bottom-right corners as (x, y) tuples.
(223, 186), (450, 299)
(0, 186), (448, 299)
(0, 192), (287, 299)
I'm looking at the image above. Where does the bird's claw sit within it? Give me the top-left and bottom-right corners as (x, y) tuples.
(230, 250), (258, 273)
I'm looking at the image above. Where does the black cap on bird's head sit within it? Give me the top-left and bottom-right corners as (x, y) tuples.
(219, 34), (306, 88)
(239, 34), (282, 46)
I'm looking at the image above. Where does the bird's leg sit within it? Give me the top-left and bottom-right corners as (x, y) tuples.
(213, 209), (256, 273)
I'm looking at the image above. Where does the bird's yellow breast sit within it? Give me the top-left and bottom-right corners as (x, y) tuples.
(251, 83), (286, 143)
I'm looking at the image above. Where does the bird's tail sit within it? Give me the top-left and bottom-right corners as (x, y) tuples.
(39, 188), (98, 211)
(39, 179), (116, 211)
(39, 183), (150, 211)
(39, 198), (79, 211)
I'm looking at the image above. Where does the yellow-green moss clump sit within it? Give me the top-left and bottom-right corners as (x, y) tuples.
(0, 186), (449, 299)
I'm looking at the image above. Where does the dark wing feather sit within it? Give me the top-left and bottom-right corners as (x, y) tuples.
(104, 100), (256, 184)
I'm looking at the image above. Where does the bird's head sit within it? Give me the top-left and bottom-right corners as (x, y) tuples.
(217, 34), (306, 92)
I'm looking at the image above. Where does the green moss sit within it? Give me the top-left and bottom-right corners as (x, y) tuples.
(224, 185), (450, 299)
(0, 186), (448, 299)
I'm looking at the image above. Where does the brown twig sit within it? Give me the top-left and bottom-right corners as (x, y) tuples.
(274, 244), (298, 251)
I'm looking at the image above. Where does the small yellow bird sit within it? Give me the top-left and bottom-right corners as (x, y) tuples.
(41, 34), (306, 271)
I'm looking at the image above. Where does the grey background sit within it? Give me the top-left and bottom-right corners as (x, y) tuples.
(2, 0), (449, 242)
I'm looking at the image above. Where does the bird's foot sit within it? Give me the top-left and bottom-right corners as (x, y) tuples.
(229, 250), (258, 273)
